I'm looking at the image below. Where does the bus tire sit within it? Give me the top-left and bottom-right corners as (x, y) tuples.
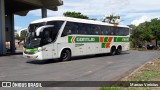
(110, 46), (116, 55)
(59, 49), (71, 61)
(115, 46), (122, 55)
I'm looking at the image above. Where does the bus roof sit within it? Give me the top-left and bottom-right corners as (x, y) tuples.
(31, 17), (129, 28)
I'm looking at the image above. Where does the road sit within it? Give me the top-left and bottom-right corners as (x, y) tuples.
(0, 50), (159, 90)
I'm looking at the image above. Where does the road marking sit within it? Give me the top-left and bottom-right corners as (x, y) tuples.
(107, 61), (113, 64)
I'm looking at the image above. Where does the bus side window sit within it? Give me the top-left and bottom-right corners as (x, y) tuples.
(119, 27), (123, 36)
(114, 27), (119, 35)
(91, 25), (101, 35)
(125, 28), (129, 36)
(110, 27), (114, 35)
(96, 26), (101, 35)
(102, 26), (110, 35)
(62, 22), (73, 36)
(101, 26), (105, 35)
(78, 23), (87, 34)
(85, 24), (91, 35)
(72, 23), (78, 34)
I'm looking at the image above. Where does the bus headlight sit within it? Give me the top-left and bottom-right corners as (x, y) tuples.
(37, 48), (42, 53)
(37, 47), (46, 52)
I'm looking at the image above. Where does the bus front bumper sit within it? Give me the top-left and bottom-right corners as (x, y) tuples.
(23, 52), (42, 60)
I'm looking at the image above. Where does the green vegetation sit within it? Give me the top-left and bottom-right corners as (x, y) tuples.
(128, 60), (160, 81)
(63, 11), (97, 20)
(103, 14), (121, 24)
(129, 18), (160, 49)
(100, 87), (121, 90)
(100, 60), (160, 90)
(15, 30), (27, 41)
(63, 11), (89, 19)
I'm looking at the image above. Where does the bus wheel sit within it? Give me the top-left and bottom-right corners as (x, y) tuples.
(115, 46), (122, 55)
(110, 46), (116, 55)
(60, 49), (71, 61)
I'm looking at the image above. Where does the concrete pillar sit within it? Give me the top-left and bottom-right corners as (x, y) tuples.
(41, 8), (47, 18)
(10, 14), (15, 53)
(0, 0), (6, 55)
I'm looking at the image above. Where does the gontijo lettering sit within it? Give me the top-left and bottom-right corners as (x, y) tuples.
(76, 37), (95, 42)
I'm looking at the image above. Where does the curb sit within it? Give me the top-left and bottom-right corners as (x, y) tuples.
(121, 58), (159, 81)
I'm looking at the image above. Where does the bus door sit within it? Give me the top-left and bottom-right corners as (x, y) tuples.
(41, 27), (54, 59)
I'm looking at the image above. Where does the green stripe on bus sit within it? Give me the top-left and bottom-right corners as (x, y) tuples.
(68, 36), (129, 43)
(24, 48), (38, 53)
(114, 37), (129, 42)
(101, 43), (106, 48)
(68, 36), (72, 43)
(104, 37), (108, 42)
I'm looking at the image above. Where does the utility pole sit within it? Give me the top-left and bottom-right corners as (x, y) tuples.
(134, 29), (137, 48)
(155, 31), (158, 48)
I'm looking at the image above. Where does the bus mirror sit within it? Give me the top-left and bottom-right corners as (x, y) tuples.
(36, 27), (43, 36)
(36, 25), (54, 36)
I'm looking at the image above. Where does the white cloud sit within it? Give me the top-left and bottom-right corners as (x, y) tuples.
(27, 0), (160, 25)
(131, 16), (149, 26)
(28, 0), (130, 17)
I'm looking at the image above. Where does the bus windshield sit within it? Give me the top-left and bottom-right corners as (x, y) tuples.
(25, 32), (41, 48)
(24, 21), (64, 49)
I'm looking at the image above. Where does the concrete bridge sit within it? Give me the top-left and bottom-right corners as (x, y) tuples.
(0, 0), (63, 55)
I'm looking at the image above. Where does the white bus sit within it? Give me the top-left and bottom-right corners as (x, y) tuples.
(23, 17), (130, 61)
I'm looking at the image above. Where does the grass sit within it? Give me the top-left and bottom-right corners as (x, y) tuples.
(100, 59), (160, 90)
(100, 87), (122, 90)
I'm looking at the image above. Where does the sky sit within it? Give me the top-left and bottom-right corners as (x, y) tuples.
(14, 0), (160, 31)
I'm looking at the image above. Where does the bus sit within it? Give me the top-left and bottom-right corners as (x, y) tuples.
(23, 17), (130, 61)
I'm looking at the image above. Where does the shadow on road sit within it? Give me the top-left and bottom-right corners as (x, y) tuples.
(72, 52), (130, 61)
(27, 52), (130, 65)
(26, 59), (59, 65)
(0, 52), (23, 57)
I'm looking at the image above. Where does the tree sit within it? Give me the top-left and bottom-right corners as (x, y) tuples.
(103, 14), (121, 24)
(15, 34), (20, 40)
(135, 22), (154, 48)
(63, 11), (89, 19)
(19, 30), (27, 41)
(147, 18), (160, 47)
(128, 24), (137, 48)
(129, 18), (160, 49)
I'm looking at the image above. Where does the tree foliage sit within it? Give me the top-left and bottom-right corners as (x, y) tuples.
(130, 18), (160, 48)
(148, 18), (160, 40)
(15, 30), (27, 41)
(20, 30), (27, 41)
(103, 14), (121, 24)
(63, 11), (89, 19)
(15, 34), (20, 40)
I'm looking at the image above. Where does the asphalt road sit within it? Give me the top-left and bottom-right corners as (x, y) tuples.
(0, 50), (159, 90)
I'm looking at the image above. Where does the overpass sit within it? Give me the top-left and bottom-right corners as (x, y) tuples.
(0, 0), (63, 55)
